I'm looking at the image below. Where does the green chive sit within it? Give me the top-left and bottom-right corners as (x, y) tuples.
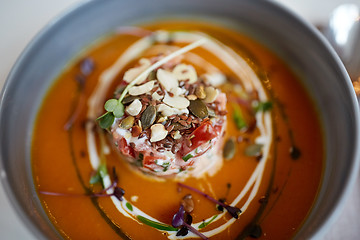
(254, 101), (273, 113)
(89, 173), (101, 184)
(98, 164), (108, 178)
(182, 154), (193, 162)
(126, 202), (133, 211)
(198, 215), (218, 229)
(136, 215), (178, 231)
(233, 105), (247, 130)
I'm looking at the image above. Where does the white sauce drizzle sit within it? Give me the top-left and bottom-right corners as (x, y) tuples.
(85, 30), (273, 239)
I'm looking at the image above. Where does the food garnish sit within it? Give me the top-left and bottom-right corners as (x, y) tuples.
(178, 182), (241, 219)
(172, 205), (209, 240)
(97, 38), (208, 129)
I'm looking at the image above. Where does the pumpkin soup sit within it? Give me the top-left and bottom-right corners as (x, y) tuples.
(32, 21), (323, 239)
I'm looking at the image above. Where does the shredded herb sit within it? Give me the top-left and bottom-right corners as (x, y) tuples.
(126, 202), (133, 211)
(182, 154), (193, 162)
(90, 163), (108, 185)
(137, 215), (178, 231)
(233, 105), (247, 130)
(198, 215), (218, 229)
(254, 101), (273, 112)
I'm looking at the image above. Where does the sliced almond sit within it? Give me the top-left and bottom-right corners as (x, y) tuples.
(172, 130), (182, 140)
(157, 69), (178, 92)
(125, 99), (142, 116)
(187, 94), (197, 100)
(150, 124), (168, 142)
(163, 94), (190, 109)
(152, 91), (164, 101)
(128, 80), (156, 96)
(157, 104), (175, 117)
(170, 87), (186, 96)
(203, 86), (219, 103)
(123, 58), (151, 84)
(172, 64), (198, 84)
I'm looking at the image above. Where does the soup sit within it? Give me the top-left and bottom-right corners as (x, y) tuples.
(32, 21), (323, 239)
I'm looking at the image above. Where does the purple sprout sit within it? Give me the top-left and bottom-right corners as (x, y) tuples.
(172, 205), (208, 240)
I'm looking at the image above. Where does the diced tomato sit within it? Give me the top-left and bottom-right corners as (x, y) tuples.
(180, 120), (220, 156)
(118, 138), (135, 158)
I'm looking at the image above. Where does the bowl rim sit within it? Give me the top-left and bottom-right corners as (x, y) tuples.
(0, 0), (359, 239)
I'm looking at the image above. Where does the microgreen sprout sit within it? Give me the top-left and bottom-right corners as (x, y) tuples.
(178, 182), (241, 219)
(172, 205), (208, 240)
(40, 167), (125, 202)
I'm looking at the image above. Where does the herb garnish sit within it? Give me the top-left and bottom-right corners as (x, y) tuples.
(172, 205), (208, 240)
(198, 215), (218, 229)
(233, 105), (247, 131)
(40, 167), (125, 202)
(178, 182), (241, 219)
(89, 163), (108, 185)
(137, 215), (177, 231)
(253, 101), (273, 113)
(182, 154), (193, 162)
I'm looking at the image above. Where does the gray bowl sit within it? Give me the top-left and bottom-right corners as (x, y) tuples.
(1, 0), (359, 239)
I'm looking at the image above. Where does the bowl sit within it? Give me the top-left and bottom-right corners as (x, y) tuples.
(0, 0), (359, 239)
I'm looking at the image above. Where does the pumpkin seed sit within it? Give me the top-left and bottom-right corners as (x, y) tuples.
(122, 95), (140, 105)
(181, 194), (194, 213)
(188, 99), (208, 119)
(120, 116), (135, 129)
(172, 122), (191, 131)
(223, 138), (236, 160)
(195, 85), (206, 99)
(148, 70), (157, 81)
(244, 144), (263, 157)
(141, 105), (157, 129)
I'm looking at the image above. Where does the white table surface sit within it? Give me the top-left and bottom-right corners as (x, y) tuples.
(0, 0), (359, 239)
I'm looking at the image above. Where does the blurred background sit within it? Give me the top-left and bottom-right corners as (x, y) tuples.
(0, 0), (359, 239)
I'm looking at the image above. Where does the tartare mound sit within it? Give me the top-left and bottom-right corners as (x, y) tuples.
(111, 57), (227, 178)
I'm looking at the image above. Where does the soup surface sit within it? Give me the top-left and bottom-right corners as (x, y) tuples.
(32, 21), (323, 239)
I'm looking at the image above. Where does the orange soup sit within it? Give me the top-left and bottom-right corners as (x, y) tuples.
(32, 21), (323, 239)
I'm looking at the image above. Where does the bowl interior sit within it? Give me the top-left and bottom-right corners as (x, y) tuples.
(0, 0), (359, 239)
